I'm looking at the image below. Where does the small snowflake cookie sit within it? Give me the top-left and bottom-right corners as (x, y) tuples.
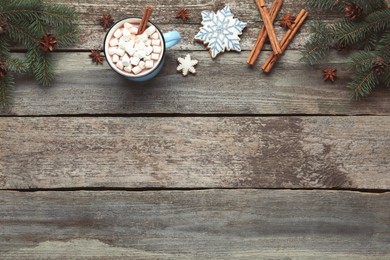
(195, 5), (247, 58)
(177, 54), (198, 76)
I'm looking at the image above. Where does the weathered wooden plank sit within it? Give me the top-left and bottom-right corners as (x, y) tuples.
(1, 190), (389, 259)
(0, 116), (389, 190)
(49, 0), (339, 25)
(6, 51), (390, 116)
(44, 0), (356, 50)
(73, 24), (312, 51)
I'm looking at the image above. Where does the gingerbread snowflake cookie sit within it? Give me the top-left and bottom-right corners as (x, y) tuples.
(195, 5), (247, 58)
(177, 54), (198, 76)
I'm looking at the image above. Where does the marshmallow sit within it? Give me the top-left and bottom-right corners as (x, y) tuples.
(138, 33), (148, 42)
(152, 40), (161, 46)
(112, 54), (119, 63)
(135, 41), (146, 50)
(145, 60), (154, 69)
(115, 48), (125, 57)
(145, 46), (153, 55)
(153, 46), (162, 54)
(130, 27), (138, 34)
(151, 53), (159, 60)
(134, 50), (146, 59)
(125, 46), (136, 56)
(118, 38), (127, 50)
(122, 54), (130, 67)
(144, 55), (151, 61)
(116, 60), (124, 70)
(108, 47), (117, 56)
(139, 61), (145, 69)
(146, 40), (152, 46)
(122, 29), (132, 41)
(109, 38), (119, 47)
(151, 32), (159, 40)
(130, 57), (140, 66)
(132, 66), (142, 75)
(124, 22), (132, 29)
(127, 40), (135, 48)
(114, 29), (123, 39)
(145, 25), (156, 36)
(124, 65), (132, 73)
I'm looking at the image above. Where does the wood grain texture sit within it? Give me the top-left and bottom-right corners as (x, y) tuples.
(1, 190), (389, 259)
(41, 0), (389, 50)
(1, 116), (389, 190)
(43, 0), (327, 50)
(6, 51), (390, 116)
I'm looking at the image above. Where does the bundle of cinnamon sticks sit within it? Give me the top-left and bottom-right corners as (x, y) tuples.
(247, 0), (309, 73)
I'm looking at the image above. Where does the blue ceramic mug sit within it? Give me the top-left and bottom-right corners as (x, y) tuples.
(104, 18), (181, 82)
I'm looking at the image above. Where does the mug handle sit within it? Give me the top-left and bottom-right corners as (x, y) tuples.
(163, 31), (181, 49)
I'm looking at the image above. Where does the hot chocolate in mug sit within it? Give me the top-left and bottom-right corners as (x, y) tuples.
(104, 17), (181, 82)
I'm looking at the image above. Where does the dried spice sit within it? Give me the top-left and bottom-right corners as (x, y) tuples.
(176, 8), (190, 21)
(322, 67), (337, 82)
(39, 33), (57, 52)
(99, 14), (114, 30)
(89, 50), (104, 64)
(280, 13), (296, 29)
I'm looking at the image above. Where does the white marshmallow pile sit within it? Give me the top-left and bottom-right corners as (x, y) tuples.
(108, 23), (162, 75)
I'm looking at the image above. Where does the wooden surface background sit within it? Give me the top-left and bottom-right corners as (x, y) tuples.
(1, 0), (389, 258)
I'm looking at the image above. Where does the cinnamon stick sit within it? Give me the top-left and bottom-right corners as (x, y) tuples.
(138, 6), (153, 35)
(262, 10), (309, 73)
(247, 0), (283, 65)
(256, 0), (281, 55)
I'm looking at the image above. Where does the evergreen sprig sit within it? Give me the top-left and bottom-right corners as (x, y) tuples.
(302, 0), (390, 99)
(0, 0), (77, 109)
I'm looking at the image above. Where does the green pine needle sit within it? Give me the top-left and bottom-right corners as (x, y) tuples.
(303, 0), (390, 98)
(336, 9), (390, 47)
(0, 0), (78, 109)
(348, 70), (379, 99)
(0, 73), (15, 110)
(301, 21), (334, 65)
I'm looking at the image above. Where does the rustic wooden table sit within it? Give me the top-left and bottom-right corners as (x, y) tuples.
(1, 0), (390, 258)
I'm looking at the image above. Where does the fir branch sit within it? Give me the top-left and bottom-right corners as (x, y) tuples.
(305, 0), (387, 13)
(350, 51), (377, 72)
(377, 30), (390, 59)
(0, 73), (14, 110)
(335, 9), (390, 46)
(6, 21), (40, 49)
(305, 0), (342, 10)
(0, 0), (78, 109)
(53, 25), (78, 47)
(301, 21), (334, 64)
(5, 57), (29, 73)
(27, 48), (54, 86)
(383, 72), (390, 89)
(348, 70), (379, 99)
(0, 38), (10, 59)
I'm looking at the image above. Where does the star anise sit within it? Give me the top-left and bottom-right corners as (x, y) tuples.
(280, 13), (296, 29)
(89, 49), (104, 65)
(39, 33), (57, 52)
(99, 14), (114, 30)
(0, 17), (8, 34)
(175, 8), (190, 22)
(322, 67), (337, 82)
(0, 60), (8, 79)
